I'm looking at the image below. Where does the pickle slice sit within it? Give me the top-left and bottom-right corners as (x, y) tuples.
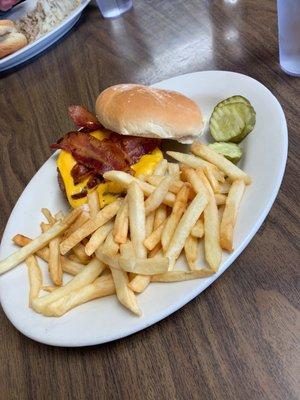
(209, 102), (256, 143)
(208, 142), (243, 164)
(216, 95), (251, 108)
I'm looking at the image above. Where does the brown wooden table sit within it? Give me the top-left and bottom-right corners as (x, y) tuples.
(0, 1), (299, 399)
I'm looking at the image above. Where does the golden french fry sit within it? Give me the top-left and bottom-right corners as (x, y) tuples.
(154, 204), (168, 229)
(85, 221), (114, 256)
(32, 258), (105, 312)
(148, 244), (162, 258)
(144, 176), (172, 214)
(128, 275), (150, 293)
(146, 175), (184, 194)
(161, 185), (190, 252)
(12, 234), (84, 275)
(184, 234), (199, 270)
(220, 180), (231, 194)
(204, 166), (221, 194)
(191, 218), (204, 238)
(42, 286), (57, 293)
(215, 194), (227, 206)
(203, 198), (222, 273)
(154, 158), (168, 175)
(0, 207), (82, 275)
(96, 249), (168, 275)
(113, 199), (128, 244)
(60, 199), (122, 255)
(220, 179), (245, 251)
(191, 143), (251, 184)
(167, 151), (224, 181)
(55, 211), (64, 221)
(143, 221), (166, 251)
(64, 211), (90, 238)
(102, 231), (119, 257)
(103, 171), (175, 206)
(73, 243), (91, 264)
(41, 208), (56, 224)
(49, 236), (62, 286)
(41, 274), (115, 317)
(12, 234), (50, 261)
(110, 244), (141, 316)
(26, 255), (42, 306)
(87, 190), (100, 219)
(165, 192), (208, 269)
(168, 162), (180, 178)
(119, 241), (135, 258)
(151, 269), (214, 282)
(145, 211), (155, 237)
(127, 182), (147, 259)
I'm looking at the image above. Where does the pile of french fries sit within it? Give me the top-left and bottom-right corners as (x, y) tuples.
(0, 143), (250, 317)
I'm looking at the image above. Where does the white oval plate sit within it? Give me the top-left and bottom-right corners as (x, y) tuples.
(0, 71), (287, 347)
(0, 0), (90, 72)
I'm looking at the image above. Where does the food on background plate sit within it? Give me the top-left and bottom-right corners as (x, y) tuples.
(0, 19), (27, 58)
(0, 90), (253, 319)
(208, 142), (243, 164)
(51, 84), (204, 208)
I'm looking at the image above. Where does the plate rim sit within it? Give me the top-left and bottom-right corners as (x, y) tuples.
(0, 70), (288, 347)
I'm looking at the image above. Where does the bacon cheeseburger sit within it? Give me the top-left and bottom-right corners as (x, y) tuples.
(51, 84), (203, 208)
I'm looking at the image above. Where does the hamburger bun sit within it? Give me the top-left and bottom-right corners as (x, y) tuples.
(0, 20), (27, 59)
(95, 84), (204, 143)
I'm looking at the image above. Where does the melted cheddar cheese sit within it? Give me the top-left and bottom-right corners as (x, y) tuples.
(56, 130), (163, 208)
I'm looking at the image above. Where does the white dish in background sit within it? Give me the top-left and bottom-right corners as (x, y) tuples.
(0, 71), (288, 347)
(0, 0), (90, 72)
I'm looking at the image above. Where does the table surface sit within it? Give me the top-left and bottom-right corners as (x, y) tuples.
(0, 1), (299, 399)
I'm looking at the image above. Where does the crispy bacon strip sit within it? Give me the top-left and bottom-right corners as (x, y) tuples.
(68, 106), (101, 132)
(51, 132), (128, 174)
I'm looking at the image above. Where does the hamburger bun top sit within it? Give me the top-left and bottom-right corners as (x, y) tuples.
(95, 84), (203, 143)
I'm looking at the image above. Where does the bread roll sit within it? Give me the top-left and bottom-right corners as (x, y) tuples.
(95, 84), (204, 143)
(0, 20), (27, 59)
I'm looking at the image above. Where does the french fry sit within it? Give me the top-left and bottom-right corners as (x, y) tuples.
(151, 269), (214, 282)
(26, 255), (42, 306)
(154, 204), (168, 229)
(127, 182), (147, 259)
(113, 199), (128, 244)
(0, 207), (82, 275)
(103, 171), (175, 206)
(220, 180), (231, 194)
(64, 211), (90, 238)
(102, 231), (119, 257)
(60, 199), (122, 255)
(41, 274), (116, 317)
(215, 194), (227, 206)
(87, 190), (100, 219)
(12, 234), (84, 275)
(72, 243), (91, 264)
(184, 234), (199, 270)
(55, 211), (64, 220)
(165, 192), (208, 269)
(145, 211), (155, 237)
(12, 234), (50, 261)
(191, 218), (204, 238)
(85, 221), (114, 256)
(144, 176), (172, 214)
(167, 151), (225, 181)
(168, 162), (180, 178)
(96, 249), (168, 275)
(32, 258), (105, 312)
(204, 166), (221, 193)
(49, 236), (62, 286)
(146, 175), (184, 194)
(161, 185), (190, 252)
(220, 179), (245, 251)
(42, 286), (57, 293)
(110, 244), (141, 316)
(191, 143), (251, 184)
(143, 221), (166, 251)
(41, 208), (56, 224)
(154, 159), (168, 175)
(148, 244), (162, 258)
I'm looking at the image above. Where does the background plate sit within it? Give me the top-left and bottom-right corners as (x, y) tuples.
(0, 71), (288, 347)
